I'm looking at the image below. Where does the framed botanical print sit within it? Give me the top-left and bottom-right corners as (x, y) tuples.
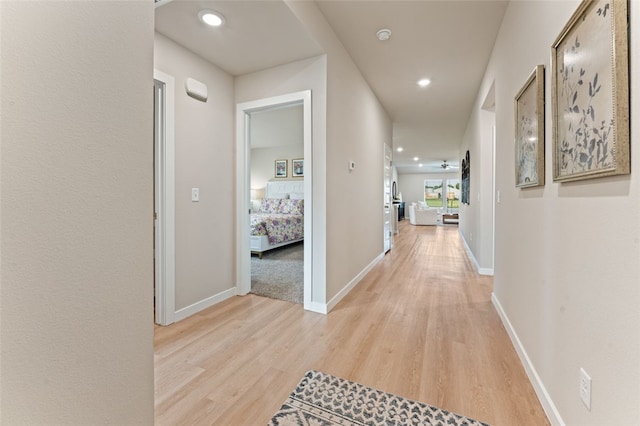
(515, 65), (545, 188)
(551, 0), (629, 182)
(274, 159), (287, 178)
(292, 158), (304, 177)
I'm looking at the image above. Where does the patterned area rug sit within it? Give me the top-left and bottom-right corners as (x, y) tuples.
(269, 371), (490, 426)
(251, 242), (303, 304)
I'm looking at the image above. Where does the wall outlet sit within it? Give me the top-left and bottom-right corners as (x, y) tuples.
(580, 368), (592, 411)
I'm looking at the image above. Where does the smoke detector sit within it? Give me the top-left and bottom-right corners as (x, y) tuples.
(376, 28), (392, 41)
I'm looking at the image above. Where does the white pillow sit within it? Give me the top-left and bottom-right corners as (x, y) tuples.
(269, 193), (289, 199)
(289, 192), (304, 200)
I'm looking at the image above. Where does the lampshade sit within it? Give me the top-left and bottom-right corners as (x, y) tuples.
(251, 188), (265, 200)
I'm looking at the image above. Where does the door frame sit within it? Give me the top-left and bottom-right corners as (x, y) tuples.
(153, 69), (176, 326)
(235, 90), (313, 309)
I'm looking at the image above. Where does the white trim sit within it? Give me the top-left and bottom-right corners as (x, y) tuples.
(236, 91), (316, 311)
(491, 123), (496, 272)
(153, 69), (176, 326)
(174, 288), (236, 323)
(459, 230), (494, 276)
(325, 252), (385, 313)
(304, 302), (328, 315)
(492, 293), (564, 426)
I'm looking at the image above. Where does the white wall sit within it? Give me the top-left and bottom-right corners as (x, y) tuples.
(154, 33), (236, 312)
(0, 2), (154, 423)
(286, 1), (392, 304)
(250, 105), (303, 190)
(251, 146), (304, 191)
(465, 1), (640, 424)
(251, 104), (303, 148)
(459, 103), (495, 273)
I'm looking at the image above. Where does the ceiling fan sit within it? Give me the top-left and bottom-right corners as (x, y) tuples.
(439, 160), (459, 170)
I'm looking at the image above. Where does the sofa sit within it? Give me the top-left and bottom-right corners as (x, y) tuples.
(408, 203), (438, 226)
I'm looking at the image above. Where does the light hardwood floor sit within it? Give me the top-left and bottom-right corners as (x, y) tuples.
(154, 221), (549, 425)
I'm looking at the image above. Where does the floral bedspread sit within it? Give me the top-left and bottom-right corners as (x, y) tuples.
(250, 213), (303, 245)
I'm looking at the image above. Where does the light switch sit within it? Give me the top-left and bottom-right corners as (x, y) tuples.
(191, 188), (200, 202)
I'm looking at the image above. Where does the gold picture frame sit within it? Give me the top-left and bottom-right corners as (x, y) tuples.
(551, 0), (629, 182)
(515, 65), (545, 188)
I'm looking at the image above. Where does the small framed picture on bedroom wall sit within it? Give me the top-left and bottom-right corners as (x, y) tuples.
(275, 159), (288, 178)
(292, 159), (304, 177)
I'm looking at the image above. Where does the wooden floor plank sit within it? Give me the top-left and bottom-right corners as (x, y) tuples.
(154, 222), (549, 425)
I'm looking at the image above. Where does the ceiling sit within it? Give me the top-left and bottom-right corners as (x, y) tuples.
(154, 0), (508, 174)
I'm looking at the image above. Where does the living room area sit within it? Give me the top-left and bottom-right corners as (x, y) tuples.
(396, 168), (462, 226)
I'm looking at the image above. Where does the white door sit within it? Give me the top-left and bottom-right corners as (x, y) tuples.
(383, 144), (392, 252)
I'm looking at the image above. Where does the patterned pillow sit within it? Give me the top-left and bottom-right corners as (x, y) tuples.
(278, 199), (304, 215)
(259, 198), (282, 214)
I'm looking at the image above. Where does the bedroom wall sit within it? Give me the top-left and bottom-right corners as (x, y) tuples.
(154, 33), (236, 312)
(285, 0), (392, 305)
(465, 1), (640, 424)
(1, 2), (154, 423)
(251, 146), (304, 191)
(250, 105), (304, 190)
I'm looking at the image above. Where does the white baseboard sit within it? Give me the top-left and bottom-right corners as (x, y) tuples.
(304, 301), (328, 315)
(478, 267), (494, 275)
(491, 293), (565, 426)
(458, 230), (494, 276)
(324, 252), (385, 314)
(174, 287), (236, 322)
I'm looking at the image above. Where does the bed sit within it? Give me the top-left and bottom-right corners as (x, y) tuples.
(251, 180), (304, 258)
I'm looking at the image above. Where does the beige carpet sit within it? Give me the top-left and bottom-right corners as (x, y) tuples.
(251, 242), (303, 304)
(269, 370), (490, 426)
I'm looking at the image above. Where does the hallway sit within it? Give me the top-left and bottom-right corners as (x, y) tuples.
(154, 222), (549, 425)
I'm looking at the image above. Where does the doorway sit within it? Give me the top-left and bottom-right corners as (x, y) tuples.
(236, 91), (314, 310)
(153, 70), (176, 326)
(248, 104), (304, 303)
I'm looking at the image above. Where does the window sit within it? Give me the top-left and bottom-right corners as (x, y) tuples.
(424, 180), (443, 207)
(445, 179), (460, 211)
(424, 178), (460, 211)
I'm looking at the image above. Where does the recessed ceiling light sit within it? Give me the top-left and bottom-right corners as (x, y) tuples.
(396, 147), (403, 152)
(413, 157), (419, 161)
(418, 163), (423, 167)
(417, 78), (431, 88)
(199, 10), (225, 27)
(376, 28), (392, 41)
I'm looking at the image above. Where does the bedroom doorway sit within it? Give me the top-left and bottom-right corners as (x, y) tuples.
(236, 90), (314, 310)
(248, 103), (304, 303)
